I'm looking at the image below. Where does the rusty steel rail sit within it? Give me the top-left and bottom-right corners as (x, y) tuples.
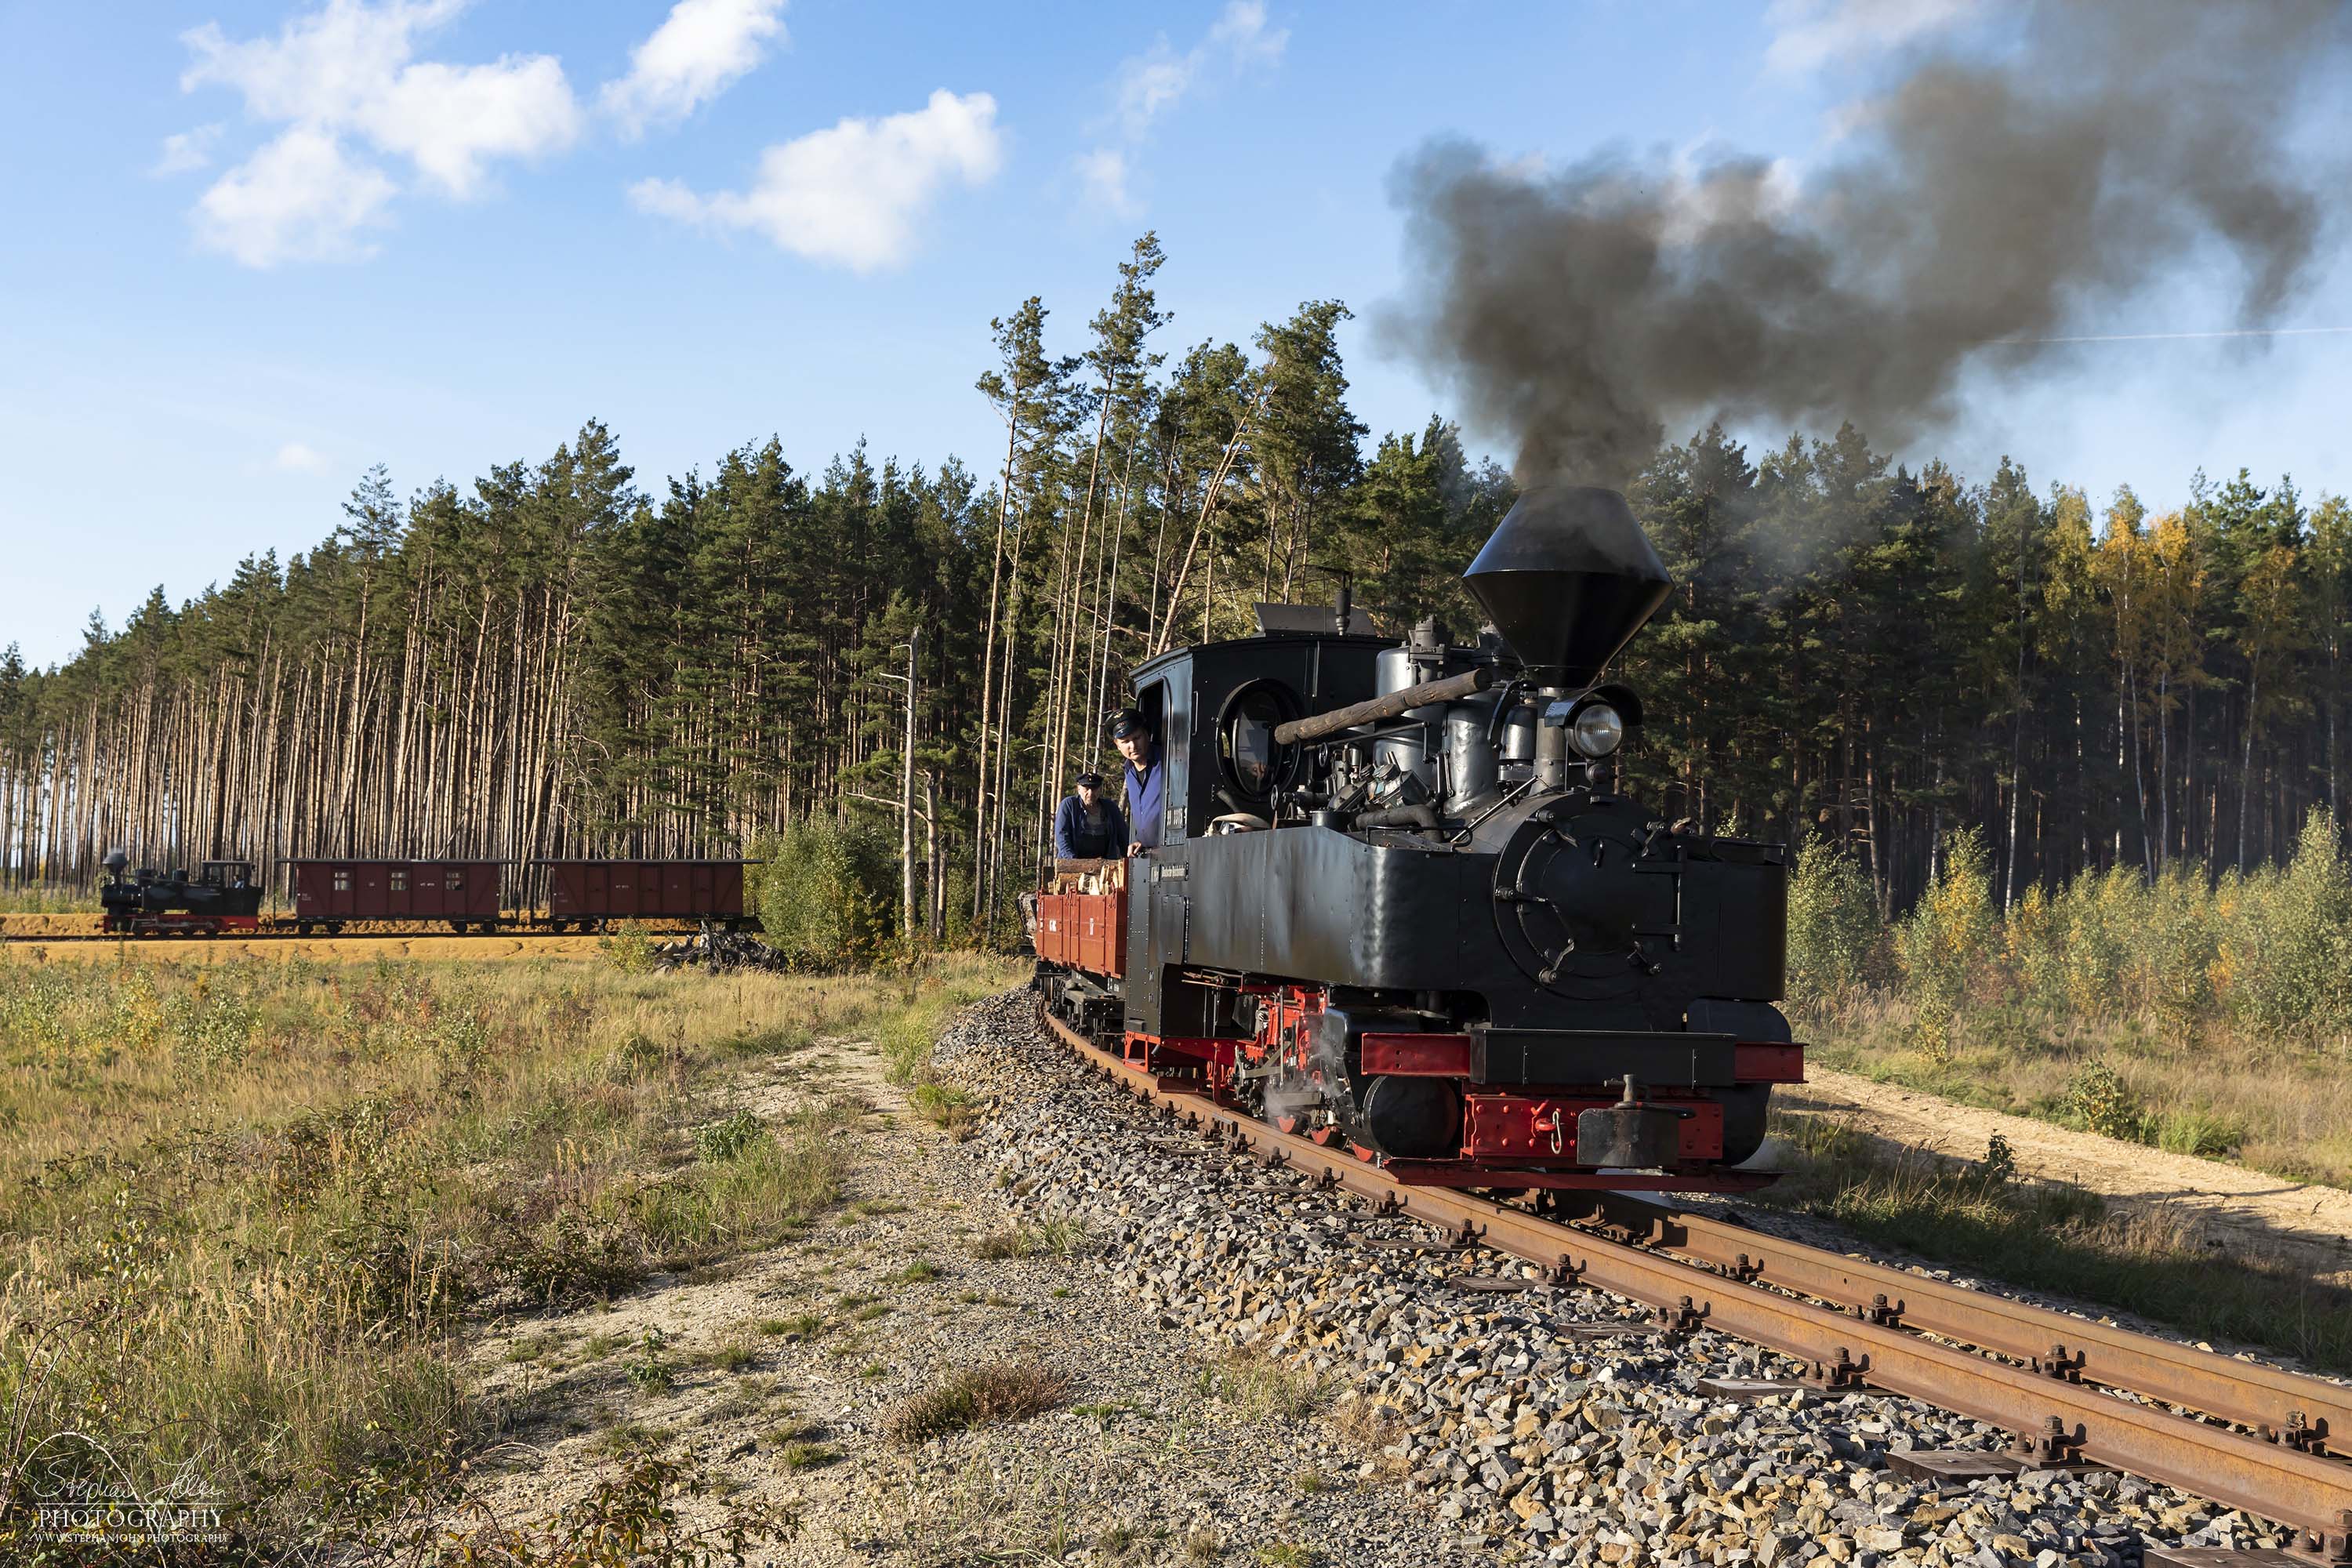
(1037, 1010), (2352, 1559)
(1570, 1192), (2352, 1461)
(10, 927), (662, 944)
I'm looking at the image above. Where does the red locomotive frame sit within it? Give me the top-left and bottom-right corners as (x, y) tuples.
(1036, 867), (1802, 1194)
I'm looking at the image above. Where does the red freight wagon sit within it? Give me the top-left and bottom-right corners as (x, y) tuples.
(537, 859), (753, 932)
(1033, 865), (1127, 978)
(287, 859), (504, 934)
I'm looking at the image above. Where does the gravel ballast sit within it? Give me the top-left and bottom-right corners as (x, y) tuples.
(943, 989), (2307, 1566)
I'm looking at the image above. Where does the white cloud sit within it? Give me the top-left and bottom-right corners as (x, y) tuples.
(1763, 0), (1976, 73)
(1080, 2), (1287, 216)
(179, 0), (582, 264)
(154, 124), (224, 176)
(194, 128), (397, 266)
(1112, 0), (1286, 139)
(274, 440), (336, 474)
(364, 55), (581, 197)
(630, 89), (1001, 271)
(602, 0), (787, 138)
(1073, 147), (1136, 217)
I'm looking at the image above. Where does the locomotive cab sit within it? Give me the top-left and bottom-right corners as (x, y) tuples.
(1036, 485), (1802, 1193)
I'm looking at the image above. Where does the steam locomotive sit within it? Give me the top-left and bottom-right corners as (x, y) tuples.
(1033, 485), (1801, 1193)
(99, 851), (264, 936)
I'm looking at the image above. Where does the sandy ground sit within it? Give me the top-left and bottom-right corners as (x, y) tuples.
(0, 932), (612, 964)
(1785, 1065), (2352, 1283)
(0, 912), (104, 935)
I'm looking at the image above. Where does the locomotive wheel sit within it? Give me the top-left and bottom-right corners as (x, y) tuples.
(1273, 1113), (1344, 1149)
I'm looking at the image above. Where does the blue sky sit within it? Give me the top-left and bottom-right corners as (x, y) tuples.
(3, 0), (2347, 670)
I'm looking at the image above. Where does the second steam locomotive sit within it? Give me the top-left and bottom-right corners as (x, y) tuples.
(1033, 485), (1802, 1194)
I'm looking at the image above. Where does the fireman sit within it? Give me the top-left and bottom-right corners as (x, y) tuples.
(1053, 771), (1127, 862)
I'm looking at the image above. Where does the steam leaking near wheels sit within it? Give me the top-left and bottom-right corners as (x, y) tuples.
(1381, 0), (2348, 489)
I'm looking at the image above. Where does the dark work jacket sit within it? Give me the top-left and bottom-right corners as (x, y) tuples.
(1054, 793), (1127, 859)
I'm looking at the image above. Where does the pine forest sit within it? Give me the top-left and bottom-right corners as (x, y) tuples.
(3, 233), (2347, 937)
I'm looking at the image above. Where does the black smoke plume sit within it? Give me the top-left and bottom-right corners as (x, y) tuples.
(1385, 0), (2347, 485)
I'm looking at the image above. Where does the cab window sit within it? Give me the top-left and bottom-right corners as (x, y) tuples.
(1218, 681), (1299, 804)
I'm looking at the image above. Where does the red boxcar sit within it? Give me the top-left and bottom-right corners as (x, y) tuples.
(537, 859), (753, 931)
(287, 859), (505, 933)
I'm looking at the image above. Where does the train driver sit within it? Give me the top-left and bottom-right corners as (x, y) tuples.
(1053, 771), (1127, 862)
(1112, 708), (1163, 855)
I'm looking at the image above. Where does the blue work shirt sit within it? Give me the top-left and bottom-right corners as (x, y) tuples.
(1053, 793), (1127, 860)
(1124, 757), (1164, 851)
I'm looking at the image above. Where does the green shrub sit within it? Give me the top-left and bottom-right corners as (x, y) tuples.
(909, 1080), (974, 1133)
(2064, 1059), (2147, 1142)
(2140, 867), (2220, 1040)
(695, 1109), (765, 1162)
(1897, 827), (1994, 1061)
(755, 818), (895, 969)
(2228, 810), (2352, 1044)
(597, 921), (659, 973)
(1974, 1133), (2017, 1185)
(2154, 1105), (2248, 1157)
(1785, 835), (1885, 1014)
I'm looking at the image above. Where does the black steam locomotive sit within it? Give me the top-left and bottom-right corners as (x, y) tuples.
(99, 851), (264, 936)
(1033, 485), (1800, 1192)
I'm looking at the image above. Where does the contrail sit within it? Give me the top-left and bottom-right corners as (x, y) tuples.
(1994, 326), (2352, 346)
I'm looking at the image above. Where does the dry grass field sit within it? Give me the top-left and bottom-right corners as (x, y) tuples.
(1805, 993), (2352, 1192)
(0, 942), (1024, 1561)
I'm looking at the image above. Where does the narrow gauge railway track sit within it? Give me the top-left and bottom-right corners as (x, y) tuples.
(12, 925), (706, 944)
(1039, 1007), (2352, 1563)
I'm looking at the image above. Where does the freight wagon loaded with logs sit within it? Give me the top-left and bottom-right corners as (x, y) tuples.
(1030, 485), (1804, 1196)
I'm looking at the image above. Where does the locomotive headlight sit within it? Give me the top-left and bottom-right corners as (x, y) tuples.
(1569, 702), (1624, 759)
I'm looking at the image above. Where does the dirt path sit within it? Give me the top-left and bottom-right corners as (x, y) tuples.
(1786, 1065), (2352, 1283)
(452, 1004), (1465, 1566)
